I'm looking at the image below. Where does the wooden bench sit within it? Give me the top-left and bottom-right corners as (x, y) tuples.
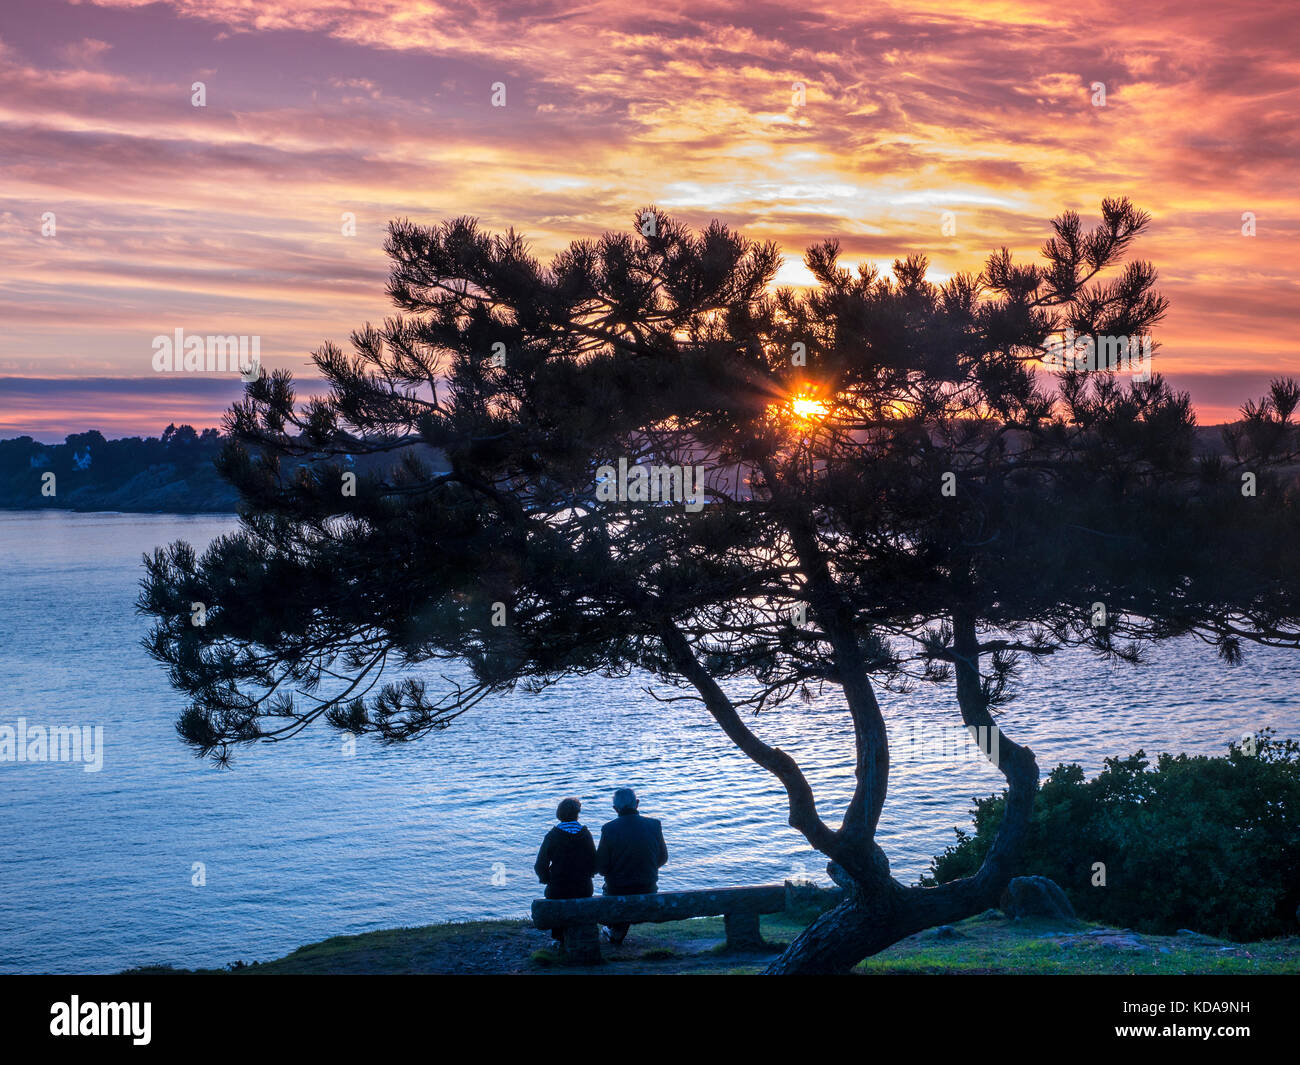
(531, 884), (788, 962)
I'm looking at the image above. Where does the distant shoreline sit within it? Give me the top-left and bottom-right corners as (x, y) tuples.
(0, 505), (241, 516)
(1, 427), (447, 515)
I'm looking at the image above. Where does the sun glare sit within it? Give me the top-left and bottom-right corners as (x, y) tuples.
(791, 395), (829, 421)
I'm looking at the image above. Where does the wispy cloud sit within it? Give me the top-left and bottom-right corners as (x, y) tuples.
(2, 0), (1297, 435)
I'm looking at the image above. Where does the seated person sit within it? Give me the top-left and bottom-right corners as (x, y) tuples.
(533, 797), (597, 941)
(594, 788), (669, 945)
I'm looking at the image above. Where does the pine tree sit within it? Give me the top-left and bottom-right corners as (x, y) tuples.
(139, 201), (1300, 973)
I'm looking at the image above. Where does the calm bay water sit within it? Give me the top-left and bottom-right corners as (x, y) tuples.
(0, 510), (1296, 974)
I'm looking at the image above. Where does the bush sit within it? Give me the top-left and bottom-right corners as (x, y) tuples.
(923, 729), (1300, 941)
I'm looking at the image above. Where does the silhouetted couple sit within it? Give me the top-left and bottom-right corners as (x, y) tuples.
(533, 788), (668, 945)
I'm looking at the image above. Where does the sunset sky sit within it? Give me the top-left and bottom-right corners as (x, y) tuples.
(1, 0), (1296, 440)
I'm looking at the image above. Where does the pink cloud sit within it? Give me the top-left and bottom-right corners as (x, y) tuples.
(0, 0), (1295, 436)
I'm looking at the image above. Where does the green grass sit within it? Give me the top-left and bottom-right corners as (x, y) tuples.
(853, 916), (1297, 975)
(122, 911), (1300, 976)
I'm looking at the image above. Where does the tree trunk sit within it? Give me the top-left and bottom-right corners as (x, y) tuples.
(765, 709), (1041, 975)
(662, 613), (1041, 975)
(764, 889), (909, 974)
(764, 878), (991, 974)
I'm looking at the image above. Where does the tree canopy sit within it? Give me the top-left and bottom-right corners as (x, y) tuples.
(140, 200), (1300, 972)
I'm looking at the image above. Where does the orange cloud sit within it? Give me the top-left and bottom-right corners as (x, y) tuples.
(1, 0), (1296, 435)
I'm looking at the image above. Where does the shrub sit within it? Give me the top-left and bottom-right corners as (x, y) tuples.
(923, 730), (1300, 940)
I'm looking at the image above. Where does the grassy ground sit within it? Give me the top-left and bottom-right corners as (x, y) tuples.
(126, 907), (1300, 975)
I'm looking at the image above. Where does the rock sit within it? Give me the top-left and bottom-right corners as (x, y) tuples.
(1096, 933), (1147, 950)
(1176, 929), (1221, 945)
(1000, 876), (1077, 921)
(920, 924), (961, 940)
(1048, 928), (1148, 951)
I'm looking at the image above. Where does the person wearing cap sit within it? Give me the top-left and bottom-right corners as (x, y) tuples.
(534, 797), (597, 942)
(594, 788), (669, 945)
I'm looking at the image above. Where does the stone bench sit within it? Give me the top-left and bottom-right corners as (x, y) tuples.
(531, 884), (789, 962)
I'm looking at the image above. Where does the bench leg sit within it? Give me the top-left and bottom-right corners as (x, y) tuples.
(724, 911), (765, 951)
(561, 923), (602, 963)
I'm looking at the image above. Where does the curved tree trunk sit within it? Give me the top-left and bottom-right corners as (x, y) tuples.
(764, 794), (1035, 974)
(764, 880), (911, 974)
(766, 616), (1042, 975)
(766, 739), (1040, 974)
(662, 607), (1042, 976)
(764, 873), (1004, 974)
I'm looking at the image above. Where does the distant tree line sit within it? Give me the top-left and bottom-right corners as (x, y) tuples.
(0, 425), (235, 512)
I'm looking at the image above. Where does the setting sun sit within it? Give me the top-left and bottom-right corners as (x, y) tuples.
(791, 395), (830, 421)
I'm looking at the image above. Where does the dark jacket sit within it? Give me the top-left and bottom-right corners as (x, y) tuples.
(595, 810), (668, 894)
(534, 822), (596, 899)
